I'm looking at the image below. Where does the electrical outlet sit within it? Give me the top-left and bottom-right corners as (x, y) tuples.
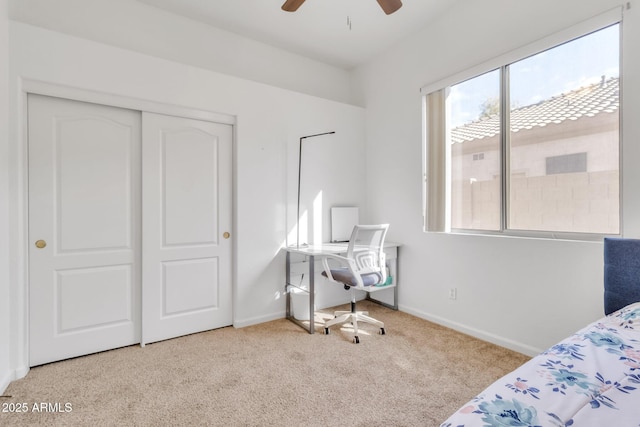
(449, 288), (457, 300)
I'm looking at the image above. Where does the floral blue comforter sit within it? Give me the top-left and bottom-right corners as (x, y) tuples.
(441, 302), (640, 427)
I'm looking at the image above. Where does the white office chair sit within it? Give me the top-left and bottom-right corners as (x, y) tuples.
(321, 224), (389, 343)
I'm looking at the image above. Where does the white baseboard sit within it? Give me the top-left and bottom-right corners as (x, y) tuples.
(14, 366), (29, 380)
(233, 312), (284, 329)
(398, 304), (542, 357)
(0, 365), (29, 395)
(0, 369), (12, 395)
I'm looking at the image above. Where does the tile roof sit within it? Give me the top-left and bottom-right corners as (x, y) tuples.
(450, 76), (619, 144)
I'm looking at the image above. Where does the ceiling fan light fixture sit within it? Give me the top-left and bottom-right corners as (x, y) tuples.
(282, 0), (402, 15)
(282, 0), (307, 12)
(376, 0), (403, 15)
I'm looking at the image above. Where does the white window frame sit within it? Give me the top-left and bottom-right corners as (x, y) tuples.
(421, 7), (623, 241)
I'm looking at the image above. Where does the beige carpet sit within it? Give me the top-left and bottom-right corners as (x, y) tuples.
(1, 301), (529, 426)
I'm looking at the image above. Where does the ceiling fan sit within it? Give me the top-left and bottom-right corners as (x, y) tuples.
(281, 0), (403, 15)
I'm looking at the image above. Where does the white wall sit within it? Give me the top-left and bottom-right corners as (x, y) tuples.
(5, 21), (365, 381)
(355, 0), (640, 355)
(8, 0), (355, 105)
(0, 0), (11, 394)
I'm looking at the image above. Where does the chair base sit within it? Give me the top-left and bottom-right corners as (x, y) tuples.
(324, 310), (385, 343)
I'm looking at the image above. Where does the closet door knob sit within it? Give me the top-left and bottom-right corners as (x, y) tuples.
(35, 240), (47, 249)
(223, 232), (231, 239)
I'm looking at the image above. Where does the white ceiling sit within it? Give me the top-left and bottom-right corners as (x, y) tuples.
(137, 0), (456, 70)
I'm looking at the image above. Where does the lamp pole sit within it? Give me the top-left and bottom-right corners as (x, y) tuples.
(296, 131), (335, 248)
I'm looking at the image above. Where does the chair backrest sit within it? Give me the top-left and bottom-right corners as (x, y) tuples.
(604, 237), (640, 315)
(346, 224), (389, 284)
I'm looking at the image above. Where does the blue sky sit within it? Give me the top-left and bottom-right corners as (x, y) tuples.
(449, 23), (620, 128)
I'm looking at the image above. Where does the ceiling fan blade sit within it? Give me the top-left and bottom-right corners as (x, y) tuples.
(282, 0), (306, 12)
(376, 0), (403, 15)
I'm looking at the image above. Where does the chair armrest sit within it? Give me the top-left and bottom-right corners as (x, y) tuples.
(321, 254), (346, 282)
(321, 254), (359, 285)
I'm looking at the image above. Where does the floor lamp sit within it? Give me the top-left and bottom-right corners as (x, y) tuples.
(296, 131), (335, 248)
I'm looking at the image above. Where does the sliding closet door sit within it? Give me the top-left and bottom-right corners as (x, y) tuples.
(141, 112), (233, 345)
(28, 95), (141, 366)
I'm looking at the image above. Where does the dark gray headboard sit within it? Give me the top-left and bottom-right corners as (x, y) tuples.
(604, 237), (640, 315)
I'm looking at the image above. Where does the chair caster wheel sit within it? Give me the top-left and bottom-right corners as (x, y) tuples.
(380, 328), (386, 335)
(324, 327), (330, 335)
(353, 336), (360, 344)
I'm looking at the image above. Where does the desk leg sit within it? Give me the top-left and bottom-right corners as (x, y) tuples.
(285, 251), (291, 320)
(390, 256), (398, 310)
(308, 254), (315, 334)
(285, 251), (315, 334)
(392, 264), (398, 310)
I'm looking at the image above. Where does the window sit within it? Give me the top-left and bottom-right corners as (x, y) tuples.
(448, 69), (501, 231)
(424, 21), (620, 237)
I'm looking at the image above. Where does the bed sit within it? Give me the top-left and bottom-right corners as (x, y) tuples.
(441, 237), (640, 427)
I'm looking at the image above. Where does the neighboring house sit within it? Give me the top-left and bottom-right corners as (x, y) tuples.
(450, 77), (619, 233)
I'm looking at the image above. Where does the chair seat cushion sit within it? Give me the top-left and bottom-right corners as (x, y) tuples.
(322, 268), (382, 287)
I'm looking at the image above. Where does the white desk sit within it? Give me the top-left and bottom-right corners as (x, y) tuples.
(284, 242), (400, 334)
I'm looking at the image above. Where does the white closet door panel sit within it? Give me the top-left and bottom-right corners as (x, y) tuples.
(57, 265), (133, 331)
(28, 94), (141, 367)
(142, 112), (233, 345)
(163, 132), (218, 246)
(163, 258), (218, 315)
(57, 117), (133, 252)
